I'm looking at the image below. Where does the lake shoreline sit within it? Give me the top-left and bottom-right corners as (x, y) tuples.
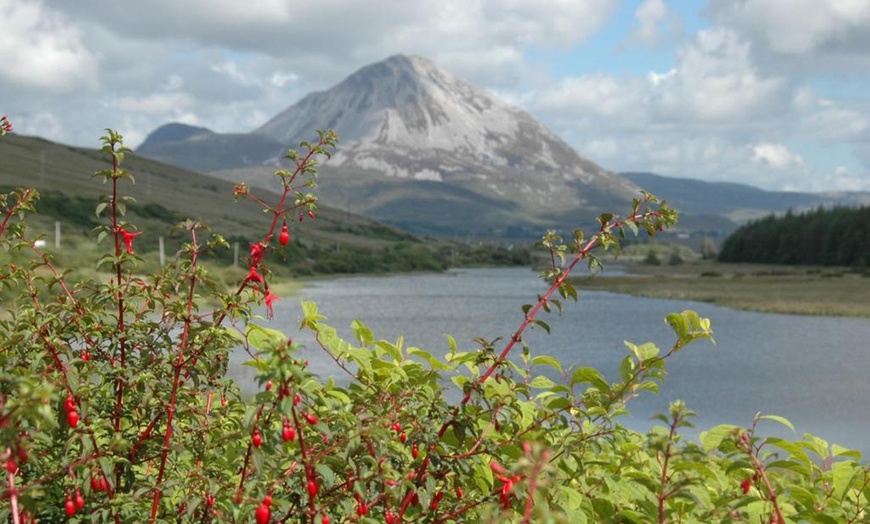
(570, 260), (870, 318)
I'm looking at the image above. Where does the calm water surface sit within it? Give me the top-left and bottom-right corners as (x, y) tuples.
(231, 267), (870, 455)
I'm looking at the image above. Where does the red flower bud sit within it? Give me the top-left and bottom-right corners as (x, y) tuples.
(255, 503), (271, 524)
(279, 224), (290, 246)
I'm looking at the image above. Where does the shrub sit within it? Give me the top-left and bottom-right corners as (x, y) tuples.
(1, 125), (867, 524)
(644, 249), (662, 265)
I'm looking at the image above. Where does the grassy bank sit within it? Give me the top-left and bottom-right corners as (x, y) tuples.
(571, 259), (870, 318)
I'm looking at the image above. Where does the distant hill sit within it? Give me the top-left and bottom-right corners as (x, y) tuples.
(137, 123), (286, 173)
(622, 172), (870, 223)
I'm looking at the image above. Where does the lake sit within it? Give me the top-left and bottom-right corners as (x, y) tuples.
(230, 267), (870, 456)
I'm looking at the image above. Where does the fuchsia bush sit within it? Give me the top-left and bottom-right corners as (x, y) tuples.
(1, 124), (868, 523)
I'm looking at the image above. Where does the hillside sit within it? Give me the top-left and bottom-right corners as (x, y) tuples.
(136, 123), (286, 173)
(0, 132), (423, 255)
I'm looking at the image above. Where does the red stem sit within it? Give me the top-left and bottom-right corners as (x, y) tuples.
(0, 188), (36, 237)
(149, 228), (200, 524)
(397, 208), (664, 519)
(109, 162), (130, 488)
(5, 448), (21, 524)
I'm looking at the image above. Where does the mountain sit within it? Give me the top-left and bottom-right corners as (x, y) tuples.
(137, 123), (285, 173)
(137, 55), (644, 237)
(622, 172), (870, 223)
(255, 55), (638, 211)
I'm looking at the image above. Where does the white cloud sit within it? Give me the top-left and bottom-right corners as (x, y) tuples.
(652, 28), (787, 123)
(528, 27), (789, 131)
(821, 166), (866, 192)
(629, 0), (681, 46)
(781, 166), (869, 193)
(634, 0), (668, 43)
(751, 143), (805, 170)
(648, 68), (675, 86)
(585, 138), (620, 160)
(0, 0), (99, 91)
(710, 0), (870, 55)
(108, 92), (196, 116)
(269, 73), (298, 88)
(535, 74), (647, 121)
(790, 89), (869, 141)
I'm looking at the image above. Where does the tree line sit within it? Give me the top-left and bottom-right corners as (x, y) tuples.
(719, 206), (870, 266)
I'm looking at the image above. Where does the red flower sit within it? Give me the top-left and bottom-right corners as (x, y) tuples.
(233, 182), (249, 197)
(244, 268), (264, 285)
(496, 472), (521, 509)
(0, 115), (12, 134)
(265, 290), (279, 319)
(249, 242), (265, 267)
(741, 477), (752, 494)
(119, 229), (142, 254)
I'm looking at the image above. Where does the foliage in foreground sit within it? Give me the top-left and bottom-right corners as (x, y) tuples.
(1, 124), (869, 524)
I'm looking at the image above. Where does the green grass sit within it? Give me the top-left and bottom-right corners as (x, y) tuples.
(572, 260), (870, 318)
(0, 133), (420, 250)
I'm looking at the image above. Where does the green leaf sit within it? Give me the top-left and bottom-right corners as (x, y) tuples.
(532, 319), (551, 334)
(571, 367), (610, 393)
(246, 323), (287, 351)
(787, 486), (818, 511)
(530, 355), (563, 373)
(446, 334), (457, 356)
(665, 310), (714, 346)
(699, 424), (740, 452)
(351, 319), (374, 346)
(625, 341), (659, 361)
(801, 433), (830, 458)
(831, 444), (862, 459)
(375, 339), (401, 361)
(832, 461), (859, 501)
(758, 414), (795, 433)
(222, 327), (245, 344)
(530, 375), (556, 389)
(407, 347), (449, 370)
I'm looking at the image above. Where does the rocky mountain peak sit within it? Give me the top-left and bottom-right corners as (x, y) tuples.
(255, 55), (639, 208)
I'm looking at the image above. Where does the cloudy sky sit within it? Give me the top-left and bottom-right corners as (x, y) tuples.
(2, 0), (869, 192)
